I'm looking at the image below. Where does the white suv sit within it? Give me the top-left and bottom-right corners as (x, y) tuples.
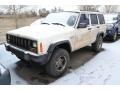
(5, 11), (106, 77)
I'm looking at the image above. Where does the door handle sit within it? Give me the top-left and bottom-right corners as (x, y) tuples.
(96, 26), (100, 28)
(88, 28), (92, 30)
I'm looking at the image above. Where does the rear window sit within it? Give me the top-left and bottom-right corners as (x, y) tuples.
(90, 14), (98, 25)
(98, 14), (105, 24)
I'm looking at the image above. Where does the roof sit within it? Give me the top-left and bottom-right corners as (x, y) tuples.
(59, 10), (102, 14)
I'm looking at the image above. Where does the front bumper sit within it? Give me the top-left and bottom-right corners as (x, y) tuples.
(0, 64), (11, 85)
(5, 44), (49, 65)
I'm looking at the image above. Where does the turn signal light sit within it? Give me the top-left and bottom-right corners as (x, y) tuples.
(40, 42), (43, 52)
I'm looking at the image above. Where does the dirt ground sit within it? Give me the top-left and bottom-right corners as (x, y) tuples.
(0, 17), (39, 42)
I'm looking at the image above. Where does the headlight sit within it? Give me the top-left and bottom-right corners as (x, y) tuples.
(29, 41), (37, 53)
(7, 35), (10, 40)
(32, 42), (37, 47)
(6, 34), (10, 42)
(108, 30), (112, 33)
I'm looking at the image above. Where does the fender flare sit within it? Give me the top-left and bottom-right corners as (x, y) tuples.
(97, 32), (105, 38)
(46, 40), (71, 63)
(94, 33), (104, 43)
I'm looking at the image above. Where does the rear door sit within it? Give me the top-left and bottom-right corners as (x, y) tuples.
(98, 14), (106, 35)
(90, 14), (99, 43)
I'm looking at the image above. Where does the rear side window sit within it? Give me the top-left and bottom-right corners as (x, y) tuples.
(98, 14), (105, 24)
(90, 14), (98, 25)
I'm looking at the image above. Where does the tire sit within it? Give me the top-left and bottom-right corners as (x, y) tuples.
(45, 48), (70, 77)
(92, 35), (103, 52)
(112, 31), (117, 41)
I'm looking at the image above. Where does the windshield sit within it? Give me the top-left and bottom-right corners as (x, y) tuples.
(31, 18), (44, 26)
(42, 12), (79, 27)
(104, 14), (118, 24)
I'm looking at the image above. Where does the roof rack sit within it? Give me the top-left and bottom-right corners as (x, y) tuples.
(60, 10), (101, 13)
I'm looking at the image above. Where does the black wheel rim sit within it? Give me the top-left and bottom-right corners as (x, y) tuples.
(55, 56), (67, 72)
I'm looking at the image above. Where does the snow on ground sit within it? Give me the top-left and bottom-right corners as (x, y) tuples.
(0, 40), (120, 85)
(51, 40), (120, 85)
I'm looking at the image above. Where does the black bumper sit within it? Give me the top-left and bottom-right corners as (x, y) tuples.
(5, 45), (49, 65)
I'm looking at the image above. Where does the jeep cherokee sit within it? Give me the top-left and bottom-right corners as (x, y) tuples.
(5, 11), (106, 77)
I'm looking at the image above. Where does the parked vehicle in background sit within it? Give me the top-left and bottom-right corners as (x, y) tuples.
(104, 14), (120, 41)
(117, 13), (120, 34)
(5, 11), (106, 77)
(0, 63), (11, 85)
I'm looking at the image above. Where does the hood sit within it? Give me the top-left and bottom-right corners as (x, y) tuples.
(106, 23), (114, 30)
(106, 20), (117, 24)
(7, 25), (74, 40)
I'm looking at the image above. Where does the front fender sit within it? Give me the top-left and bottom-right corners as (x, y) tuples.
(46, 40), (71, 63)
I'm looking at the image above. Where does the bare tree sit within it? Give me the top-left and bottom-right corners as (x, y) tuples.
(77, 5), (99, 11)
(51, 7), (64, 13)
(104, 5), (118, 13)
(58, 7), (64, 12)
(39, 8), (49, 17)
(7, 5), (26, 28)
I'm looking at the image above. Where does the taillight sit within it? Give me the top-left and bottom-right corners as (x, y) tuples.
(40, 42), (43, 53)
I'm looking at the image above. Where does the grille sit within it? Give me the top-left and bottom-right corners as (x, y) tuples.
(7, 34), (35, 50)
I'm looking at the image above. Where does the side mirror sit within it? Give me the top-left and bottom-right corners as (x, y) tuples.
(78, 23), (87, 28)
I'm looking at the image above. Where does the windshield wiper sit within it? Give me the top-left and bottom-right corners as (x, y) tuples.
(52, 23), (65, 27)
(41, 22), (50, 25)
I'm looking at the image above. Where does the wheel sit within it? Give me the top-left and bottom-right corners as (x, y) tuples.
(112, 31), (117, 41)
(92, 35), (103, 52)
(20, 59), (30, 63)
(45, 48), (70, 77)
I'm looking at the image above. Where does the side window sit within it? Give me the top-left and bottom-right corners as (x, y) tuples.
(79, 14), (89, 25)
(98, 14), (105, 24)
(90, 14), (98, 25)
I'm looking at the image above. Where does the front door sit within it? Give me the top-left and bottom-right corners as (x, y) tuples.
(75, 13), (91, 50)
